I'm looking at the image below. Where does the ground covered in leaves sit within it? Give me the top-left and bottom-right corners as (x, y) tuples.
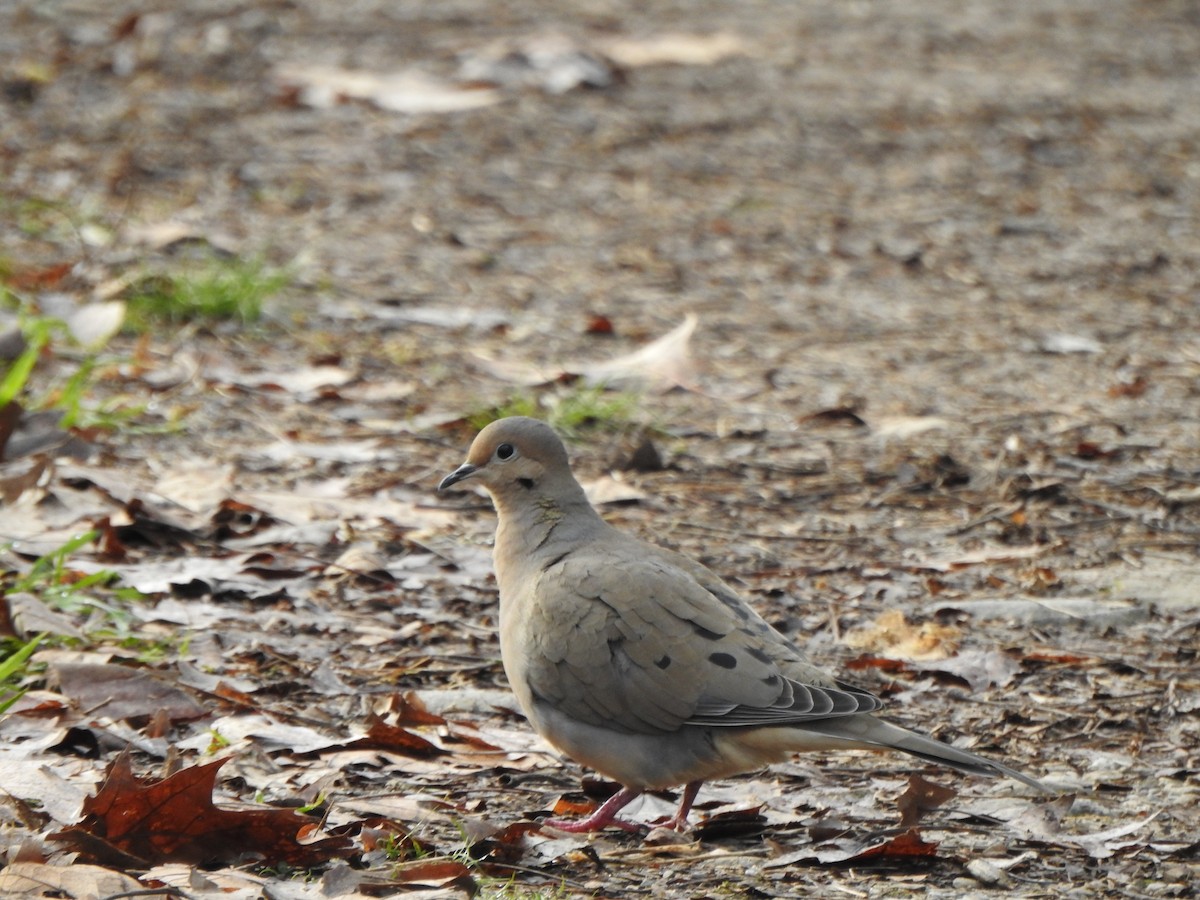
(1, 0), (1198, 897)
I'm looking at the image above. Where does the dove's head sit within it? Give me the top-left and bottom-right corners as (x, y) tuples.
(438, 416), (574, 500)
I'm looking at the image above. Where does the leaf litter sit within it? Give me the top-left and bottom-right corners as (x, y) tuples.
(2, 2), (1199, 897)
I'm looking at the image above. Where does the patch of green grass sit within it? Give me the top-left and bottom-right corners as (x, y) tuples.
(467, 385), (639, 437)
(205, 728), (232, 754)
(42, 355), (154, 432)
(0, 313), (63, 408)
(8, 530), (100, 593)
(0, 190), (106, 244)
(0, 303), (151, 432)
(467, 394), (541, 432)
(3, 531), (168, 656)
(550, 385), (638, 436)
(11, 196), (65, 238)
(115, 631), (190, 665)
(124, 257), (289, 330)
(295, 792), (327, 815)
(0, 634), (46, 715)
(380, 831), (411, 861)
(10, 531), (142, 637)
(0, 532), (156, 709)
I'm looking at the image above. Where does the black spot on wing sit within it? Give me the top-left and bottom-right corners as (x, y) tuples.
(655, 655), (671, 670)
(739, 618), (772, 637)
(746, 645), (774, 665)
(692, 622), (724, 641)
(711, 586), (751, 621)
(708, 652), (738, 669)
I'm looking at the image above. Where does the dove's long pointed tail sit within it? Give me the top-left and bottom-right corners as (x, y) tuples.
(804, 716), (1048, 791)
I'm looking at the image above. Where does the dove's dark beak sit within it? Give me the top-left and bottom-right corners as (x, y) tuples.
(438, 463), (478, 492)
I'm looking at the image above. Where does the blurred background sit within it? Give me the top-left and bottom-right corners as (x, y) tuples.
(1, 1), (1197, 894)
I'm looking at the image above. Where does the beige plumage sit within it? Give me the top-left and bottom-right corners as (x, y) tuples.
(439, 416), (1044, 832)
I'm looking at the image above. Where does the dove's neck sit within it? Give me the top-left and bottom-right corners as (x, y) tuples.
(492, 476), (604, 584)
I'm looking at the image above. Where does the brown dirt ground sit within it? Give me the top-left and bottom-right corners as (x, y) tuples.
(2, 1), (1198, 897)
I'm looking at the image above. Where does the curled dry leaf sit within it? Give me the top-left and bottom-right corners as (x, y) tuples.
(274, 64), (501, 113)
(580, 313), (697, 389)
(597, 31), (751, 68)
(765, 827), (941, 868)
(472, 313), (698, 391)
(323, 545), (394, 588)
(346, 715), (446, 758)
(580, 474), (648, 506)
(210, 362), (357, 397)
(119, 219), (241, 253)
(393, 858), (474, 886)
(386, 691), (449, 727)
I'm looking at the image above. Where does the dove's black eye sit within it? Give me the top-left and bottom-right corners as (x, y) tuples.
(496, 443), (515, 460)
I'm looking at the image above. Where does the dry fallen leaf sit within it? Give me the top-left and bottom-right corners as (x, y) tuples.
(598, 32), (750, 68)
(917, 648), (1022, 692)
(52, 662), (208, 723)
(843, 609), (961, 661)
(1006, 797), (1160, 859)
(274, 64), (501, 113)
(472, 314), (698, 391)
(0, 862), (143, 899)
(766, 826), (941, 867)
(118, 220), (240, 253)
(65, 301), (125, 348)
(896, 775), (958, 827)
(175, 713), (344, 755)
(581, 474), (648, 506)
(914, 543), (1053, 572)
(0, 759), (91, 824)
(580, 313), (697, 389)
(50, 754), (353, 867)
(207, 362), (358, 397)
(342, 715), (447, 758)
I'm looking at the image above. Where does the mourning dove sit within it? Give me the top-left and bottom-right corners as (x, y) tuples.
(439, 417), (1044, 832)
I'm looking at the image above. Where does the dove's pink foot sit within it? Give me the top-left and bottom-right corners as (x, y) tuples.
(540, 786), (645, 833)
(541, 780), (706, 833)
(662, 780), (703, 831)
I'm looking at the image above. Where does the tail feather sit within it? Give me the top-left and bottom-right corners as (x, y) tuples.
(805, 716), (1048, 791)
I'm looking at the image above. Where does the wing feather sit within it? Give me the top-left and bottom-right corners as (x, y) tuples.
(522, 545), (882, 735)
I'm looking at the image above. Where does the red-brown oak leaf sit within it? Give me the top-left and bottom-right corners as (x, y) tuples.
(50, 754), (352, 867)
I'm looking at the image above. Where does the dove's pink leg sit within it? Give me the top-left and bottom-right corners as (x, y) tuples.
(541, 787), (644, 833)
(664, 780), (703, 831)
